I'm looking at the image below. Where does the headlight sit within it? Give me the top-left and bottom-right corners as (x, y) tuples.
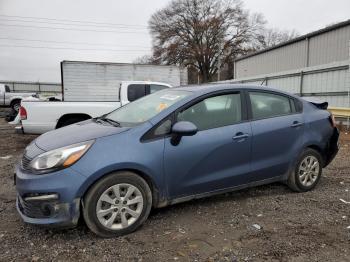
(29, 140), (94, 171)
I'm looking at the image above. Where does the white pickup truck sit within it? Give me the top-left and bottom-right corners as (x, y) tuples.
(15, 81), (171, 134)
(0, 84), (36, 111)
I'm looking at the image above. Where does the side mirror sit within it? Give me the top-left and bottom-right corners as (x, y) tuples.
(171, 121), (198, 145)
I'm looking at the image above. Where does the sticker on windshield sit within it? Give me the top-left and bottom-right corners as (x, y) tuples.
(160, 94), (181, 101)
(157, 103), (168, 112)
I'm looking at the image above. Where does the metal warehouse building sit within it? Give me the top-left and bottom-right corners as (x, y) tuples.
(231, 19), (350, 108)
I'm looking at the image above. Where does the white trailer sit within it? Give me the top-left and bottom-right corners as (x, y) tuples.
(61, 61), (188, 102)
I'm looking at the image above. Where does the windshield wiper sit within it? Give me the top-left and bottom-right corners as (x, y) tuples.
(95, 117), (121, 127)
(103, 118), (121, 127)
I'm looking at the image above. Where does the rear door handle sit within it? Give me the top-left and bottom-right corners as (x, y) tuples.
(291, 121), (303, 128)
(233, 132), (249, 141)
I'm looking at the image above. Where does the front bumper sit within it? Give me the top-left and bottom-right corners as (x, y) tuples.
(15, 165), (86, 228)
(16, 195), (80, 228)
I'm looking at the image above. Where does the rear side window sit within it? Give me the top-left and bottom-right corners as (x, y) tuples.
(5, 85), (10, 92)
(177, 93), (242, 131)
(128, 84), (146, 102)
(249, 92), (293, 120)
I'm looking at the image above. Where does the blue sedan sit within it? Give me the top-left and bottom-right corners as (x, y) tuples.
(15, 84), (339, 237)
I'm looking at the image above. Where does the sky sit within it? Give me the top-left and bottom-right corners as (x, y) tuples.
(0, 0), (349, 83)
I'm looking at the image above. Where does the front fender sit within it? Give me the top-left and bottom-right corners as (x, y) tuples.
(73, 162), (162, 200)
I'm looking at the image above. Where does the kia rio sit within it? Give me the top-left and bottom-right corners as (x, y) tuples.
(15, 84), (339, 237)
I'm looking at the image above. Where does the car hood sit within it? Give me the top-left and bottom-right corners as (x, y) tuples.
(35, 119), (130, 151)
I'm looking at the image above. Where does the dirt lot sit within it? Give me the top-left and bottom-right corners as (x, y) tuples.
(0, 109), (349, 262)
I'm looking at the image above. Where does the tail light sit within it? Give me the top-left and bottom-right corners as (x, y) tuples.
(329, 113), (336, 128)
(19, 106), (27, 120)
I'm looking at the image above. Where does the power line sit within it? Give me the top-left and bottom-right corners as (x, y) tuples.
(0, 43), (150, 52)
(0, 36), (151, 48)
(0, 14), (148, 28)
(0, 18), (148, 30)
(0, 23), (149, 34)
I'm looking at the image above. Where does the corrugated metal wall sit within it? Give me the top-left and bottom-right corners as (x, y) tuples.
(235, 23), (350, 78)
(236, 41), (306, 77)
(218, 61), (350, 108)
(308, 26), (350, 66)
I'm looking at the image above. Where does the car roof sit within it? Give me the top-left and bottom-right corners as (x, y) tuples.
(173, 83), (300, 99)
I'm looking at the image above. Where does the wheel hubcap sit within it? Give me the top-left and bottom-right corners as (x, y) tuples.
(96, 183), (144, 230)
(13, 103), (20, 112)
(298, 155), (320, 187)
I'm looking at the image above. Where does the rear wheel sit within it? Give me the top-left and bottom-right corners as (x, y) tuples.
(83, 172), (152, 238)
(10, 99), (21, 112)
(288, 148), (323, 192)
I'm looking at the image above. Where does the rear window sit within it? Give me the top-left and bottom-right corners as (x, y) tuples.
(127, 84), (146, 102)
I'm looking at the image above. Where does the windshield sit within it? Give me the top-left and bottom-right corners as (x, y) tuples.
(105, 89), (191, 127)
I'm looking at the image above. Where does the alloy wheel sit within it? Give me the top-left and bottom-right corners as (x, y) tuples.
(96, 183), (144, 230)
(298, 155), (320, 187)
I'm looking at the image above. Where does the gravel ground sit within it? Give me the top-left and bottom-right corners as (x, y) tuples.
(0, 108), (349, 262)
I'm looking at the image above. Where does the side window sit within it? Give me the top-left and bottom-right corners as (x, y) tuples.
(5, 85), (10, 92)
(154, 119), (172, 136)
(294, 99), (303, 113)
(149, 84), (168, 94)
(177, 93), (242, 131)
(249, 92), (292, 120)
(142, 116), (173, 142)
(128, 84), (146, 102)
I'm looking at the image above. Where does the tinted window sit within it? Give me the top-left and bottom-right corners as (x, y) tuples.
(177, 93), (241, 131)
(128, 84), (146, 102)
(249, 92), (292, 119)
(5, 85), (10, 92)
(149, 84), (168, 94)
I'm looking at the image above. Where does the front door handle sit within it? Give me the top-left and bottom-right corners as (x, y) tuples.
(291, 121), (303, 128)
(233, 132), (249, 141)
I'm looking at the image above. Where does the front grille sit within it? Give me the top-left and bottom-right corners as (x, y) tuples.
(18, 196), (56, 218)
(21, 155), (32, 170)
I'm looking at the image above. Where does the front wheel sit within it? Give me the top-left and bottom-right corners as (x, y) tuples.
(83, 172), (152, 238)
(288, 148), (323, 192)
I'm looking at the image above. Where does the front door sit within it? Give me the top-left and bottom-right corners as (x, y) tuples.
(164, 92), (252, 199)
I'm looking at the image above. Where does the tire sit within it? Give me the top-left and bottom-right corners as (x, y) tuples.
(287, 148), (323, 192)
(5, 109), (17, 122)
(83, 172), (152, 238)
(10, 100), (21, 112)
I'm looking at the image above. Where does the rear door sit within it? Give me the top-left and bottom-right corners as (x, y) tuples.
(247, 91), (304, 181)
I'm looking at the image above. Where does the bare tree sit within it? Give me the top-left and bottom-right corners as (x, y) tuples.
(253, 28), (299, 50)
(133, 55), (159, 65)
(149, 0), (265, 82)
